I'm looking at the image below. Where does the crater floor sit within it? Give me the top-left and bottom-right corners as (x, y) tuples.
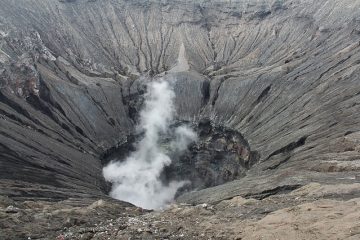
(104, 120), (259, 195)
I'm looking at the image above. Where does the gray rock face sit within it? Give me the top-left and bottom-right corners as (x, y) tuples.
(0, 0), (360, 206)
(165, 121), (260, 192)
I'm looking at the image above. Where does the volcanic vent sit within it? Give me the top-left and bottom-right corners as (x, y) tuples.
(101, 77), (259, 209)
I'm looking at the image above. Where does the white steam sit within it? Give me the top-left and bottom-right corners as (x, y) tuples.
(171, 126), (198, 152)
(103, 79), (197, 210)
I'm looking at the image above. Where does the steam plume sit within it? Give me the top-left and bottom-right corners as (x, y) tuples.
(103, 78), (196, 210)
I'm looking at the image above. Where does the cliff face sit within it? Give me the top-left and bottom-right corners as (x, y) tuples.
(1, 0), (360, 205)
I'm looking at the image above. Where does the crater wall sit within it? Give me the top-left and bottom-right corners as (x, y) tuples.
(0, 0), (360, 203)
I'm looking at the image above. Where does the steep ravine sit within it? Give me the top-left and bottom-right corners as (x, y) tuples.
(1, 0), (360, 239)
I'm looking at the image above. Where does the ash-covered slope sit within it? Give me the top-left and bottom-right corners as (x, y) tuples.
(1, 0), (360, 204)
